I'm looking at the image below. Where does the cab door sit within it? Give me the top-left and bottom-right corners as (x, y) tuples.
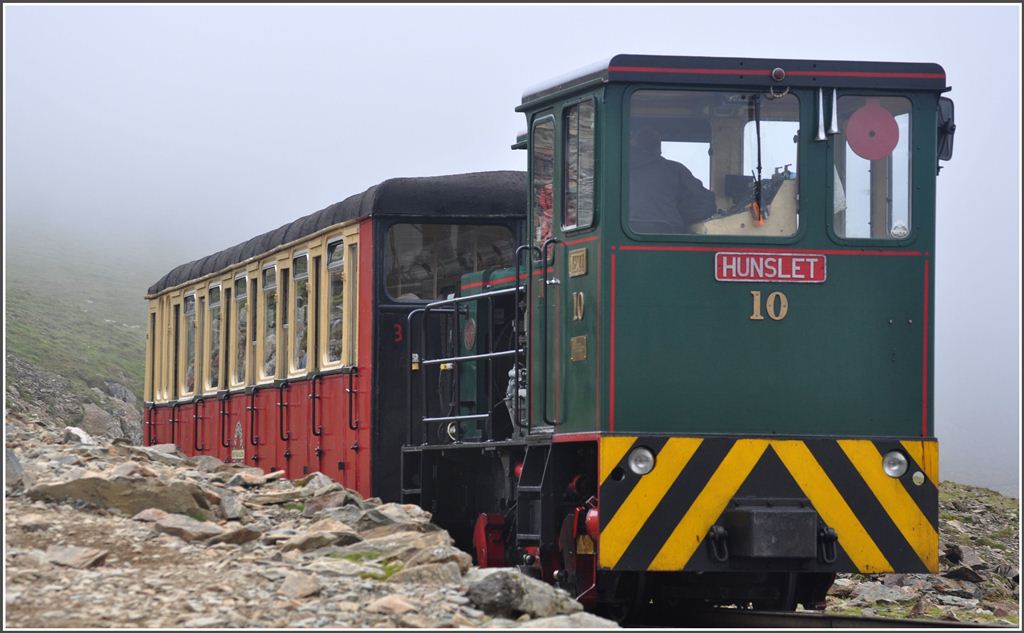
(528, 102), (600, 433)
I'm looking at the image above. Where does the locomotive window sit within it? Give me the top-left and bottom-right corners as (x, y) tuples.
(261, 266), (277, 381)
(532, 117), (555, 250)
(231, 276), (247, 387)
(325, 240), (345, 363)
(292, 254), (309, 374)
(832, 96), (912, 240)
(627, 89), (800, 237)
(384, 224), (516, 302)
(182, 294), (196, 396)
(207, 285), (221, 391)
(563, 101), (595, 230)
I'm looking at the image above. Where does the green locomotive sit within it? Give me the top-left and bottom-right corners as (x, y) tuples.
(403, 54), (955, 617)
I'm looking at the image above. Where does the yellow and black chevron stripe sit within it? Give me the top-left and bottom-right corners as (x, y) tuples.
(598, 436), (938, 574)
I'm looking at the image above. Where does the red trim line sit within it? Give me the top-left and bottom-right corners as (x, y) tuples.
(564, 235), (600, 247)
(553, 432), (604, 443)
(609, 253), (617, 433)
(922, 260), (930, 437)
(609, 66), (943, 81)
(618, 245), (923, 257)
(460, 268), (552, 291)
(786, 70), (945, 80)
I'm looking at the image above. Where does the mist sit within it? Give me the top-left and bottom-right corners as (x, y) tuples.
(4, 5), (1020, 496)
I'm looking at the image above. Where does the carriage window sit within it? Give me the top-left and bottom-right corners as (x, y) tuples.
(207, 286), (221, 390)
(292, 254), (309, 372)
(384, 224), (516, 301)
(564, 101), (595, 230)
(182, 294), (196, 395)
(628, 90), (800, 237)
(326, 241), (345, 363)
(261, 267), (277, 380)
(532, 117), (555, 249)
(832, 96), (912, 240)
(233, 277), (247, 386)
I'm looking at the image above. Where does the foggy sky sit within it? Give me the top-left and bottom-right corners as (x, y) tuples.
(4, 4), (1020, 495)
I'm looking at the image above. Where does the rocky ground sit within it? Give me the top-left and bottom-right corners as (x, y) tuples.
(4, 417), (615, 628)
(4, 409), (1020, 628)
(6, 353), (142, 445)
(824, 481), (1020, 626)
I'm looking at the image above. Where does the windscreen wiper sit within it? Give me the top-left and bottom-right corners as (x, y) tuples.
(751, 94), (765, 225)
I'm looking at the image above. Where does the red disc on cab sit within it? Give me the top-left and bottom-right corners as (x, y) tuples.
(845, 99), (899, 160)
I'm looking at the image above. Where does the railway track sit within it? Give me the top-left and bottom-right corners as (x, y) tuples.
(665, 608), (1002, 628)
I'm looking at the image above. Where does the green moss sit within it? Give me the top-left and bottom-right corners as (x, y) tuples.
(358, 559), (404, 581)
(282, 502), (305, 512)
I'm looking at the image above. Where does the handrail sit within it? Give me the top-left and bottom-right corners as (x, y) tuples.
(193, 398), (206, 453)
(346, 369), (359, 431)
(170, 403), (179, 445)
(277, 381), (290, 441)
(219, 394), (230, 449)
(540, 237), (562, 427)
(422, 348), (519, 366)
(514, 244), (542, 433)
(145, 405), (155, 446)
(310, 373), (323, 437)
(247, 390), (259, 447)
(406, 308), (426, 447)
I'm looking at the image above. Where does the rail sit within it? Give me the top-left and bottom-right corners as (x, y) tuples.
(656, 608), (999, 629)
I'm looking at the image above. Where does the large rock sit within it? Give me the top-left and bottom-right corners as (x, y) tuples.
(79, 404), (122, 441)
(208, 524), (262, 545)
(62, 426), (97, 445)
(405, 544), (473, 573)
(44, 545), (109, 569)
(104, 381), (137, 405)
(278, 572), (321, 599)
(6, 448), (25, 491)
(850, 581), (916, 604)
(326, 529), (452, 564)
(356, 503), (437, 538)
(154, 514), (225, 542)
(124, 444), (185, 466)
(465, 568), (583, 618)
(301, 489), (365, 517)
(27, 472), (210, 517)
(520, 612), (620, 628)
(280, 528), (361, 552)
(388, 561), (462, 585)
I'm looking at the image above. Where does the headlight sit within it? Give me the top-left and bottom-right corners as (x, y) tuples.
(628, 447), (656, 475)
(882, 451), (908, 478)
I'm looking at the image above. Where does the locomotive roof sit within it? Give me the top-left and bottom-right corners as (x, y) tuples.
(519, 53), (948, 108)
(148, 170), (527, 296)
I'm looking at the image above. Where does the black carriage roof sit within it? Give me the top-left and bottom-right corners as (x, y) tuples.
(519, 53), (948, 108)
(148, 170), (527, 296)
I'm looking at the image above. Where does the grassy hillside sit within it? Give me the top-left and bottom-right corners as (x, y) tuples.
(5, 224), (177, 400)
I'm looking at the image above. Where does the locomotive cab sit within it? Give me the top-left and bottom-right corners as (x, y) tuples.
(498, 55), (950, 616)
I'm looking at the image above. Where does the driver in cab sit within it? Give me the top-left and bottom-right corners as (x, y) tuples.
(628, 123), (716, 234)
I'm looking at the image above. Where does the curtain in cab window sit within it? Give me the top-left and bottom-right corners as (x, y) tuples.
(532, 119), (555, 248)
